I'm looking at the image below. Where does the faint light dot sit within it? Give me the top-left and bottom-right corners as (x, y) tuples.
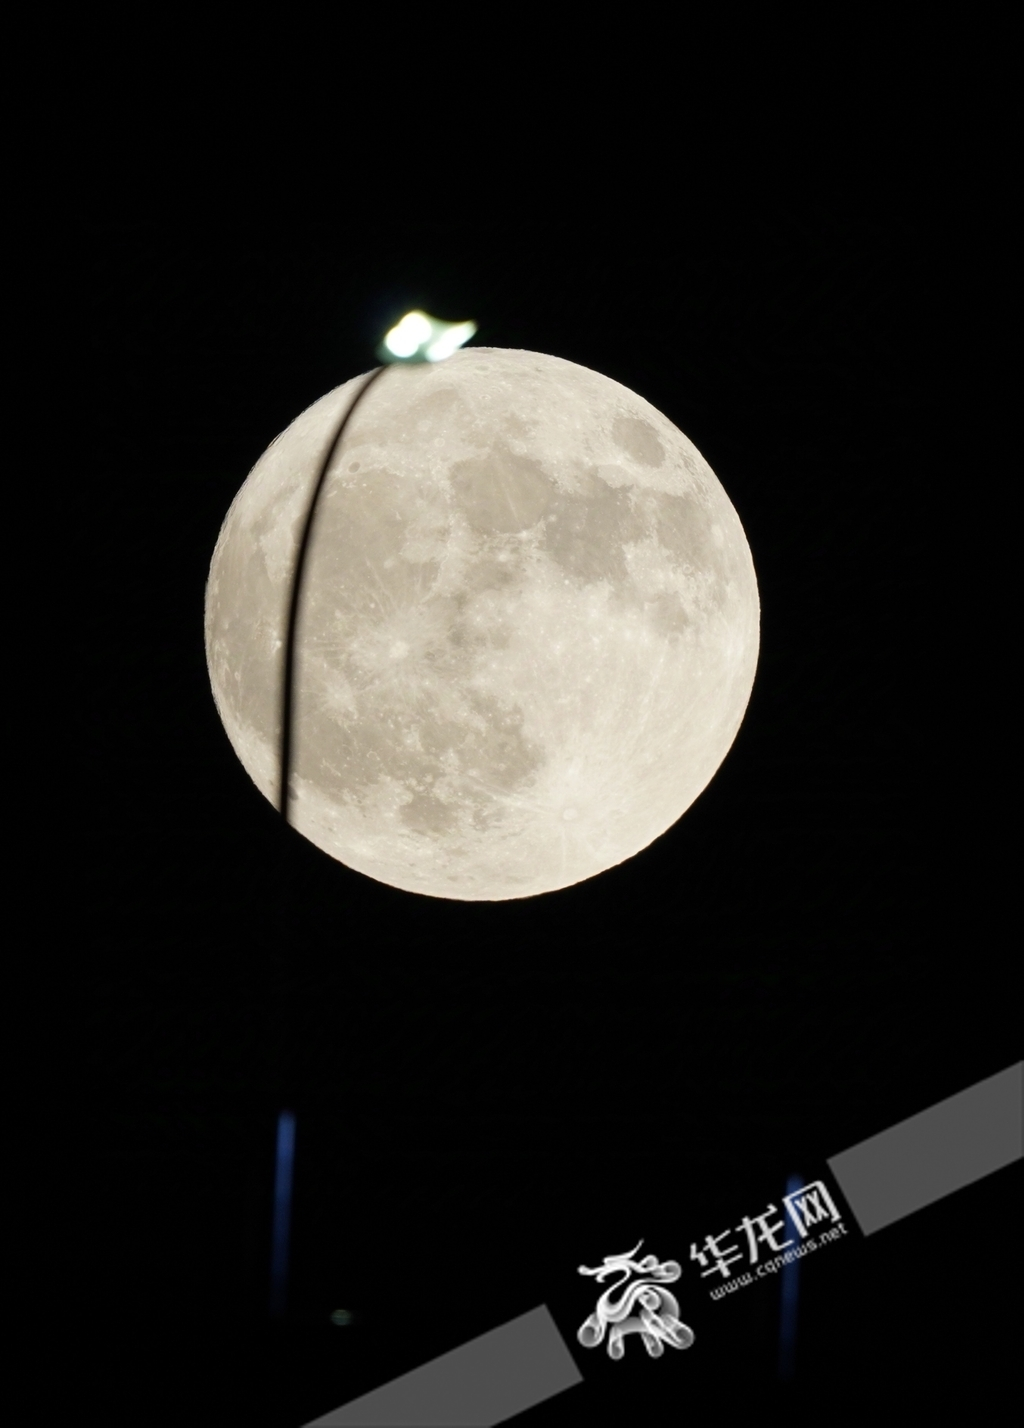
(563, 808), (578, 821)
(330, 1309), (353, 1326)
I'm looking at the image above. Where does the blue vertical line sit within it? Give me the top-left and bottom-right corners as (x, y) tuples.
(270, 1110), (296, 1318)
(779, 1172), (801, 1381)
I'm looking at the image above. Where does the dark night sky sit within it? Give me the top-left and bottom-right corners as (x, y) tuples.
(28, 41), (1018, 1427)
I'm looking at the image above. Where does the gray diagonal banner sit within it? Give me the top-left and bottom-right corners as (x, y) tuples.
(827, 1062), (1022, 1236)
(300, 1305), (582, 1426)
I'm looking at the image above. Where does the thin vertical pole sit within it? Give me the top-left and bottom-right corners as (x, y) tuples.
(279, 366), (388, 820)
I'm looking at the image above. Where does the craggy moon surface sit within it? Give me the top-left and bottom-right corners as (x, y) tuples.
(204, 348), (759, 900)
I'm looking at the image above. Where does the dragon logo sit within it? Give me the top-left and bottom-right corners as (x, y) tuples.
(577, 1239), (695, 1360)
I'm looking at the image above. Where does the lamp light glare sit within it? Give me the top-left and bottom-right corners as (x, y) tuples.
(380, 311), (476, 364)
(384, 311), (433, 357)
(426, 320), (477, 362)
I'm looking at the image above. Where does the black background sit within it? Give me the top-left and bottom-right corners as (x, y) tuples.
(29, 32), (1019, 1427)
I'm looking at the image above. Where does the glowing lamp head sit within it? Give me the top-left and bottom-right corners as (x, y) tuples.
(379, 310), (477, 364)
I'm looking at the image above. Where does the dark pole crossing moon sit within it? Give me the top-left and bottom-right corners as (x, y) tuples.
(278, 364), (390, 820)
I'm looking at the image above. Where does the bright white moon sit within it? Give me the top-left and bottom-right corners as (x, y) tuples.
(204, 348), (759, 900)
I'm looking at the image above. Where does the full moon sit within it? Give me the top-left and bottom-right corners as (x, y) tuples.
(204, 348), (759, 900)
